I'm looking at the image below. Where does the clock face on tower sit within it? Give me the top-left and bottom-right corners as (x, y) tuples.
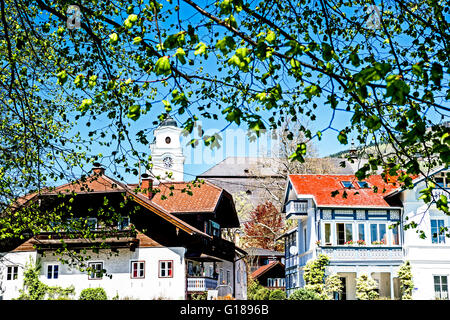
(163, 156), (173, 168)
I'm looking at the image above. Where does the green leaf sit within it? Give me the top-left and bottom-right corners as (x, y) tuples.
(265, 30), (276, 43)
(155, 56), (171, 76)
(57, 70), (68, 85)
(175, 48), (186, 64)
(338, 131), (348, 145)
(109, 33), (119, 45)
(430, 62), (443, 86)
(132, 37), (142, 45)
(194, 42), (207, 56)
(322, 43), (333, 62)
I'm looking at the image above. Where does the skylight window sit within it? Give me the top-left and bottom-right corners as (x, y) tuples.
(357, 181), (370, 189)
(341, 181), (354, 189)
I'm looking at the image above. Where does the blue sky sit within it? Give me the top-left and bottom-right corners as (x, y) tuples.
(61, 0), (450, 183)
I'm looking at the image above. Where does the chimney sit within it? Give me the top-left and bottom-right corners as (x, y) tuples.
(92, 162), (105, 175)
(141, 173), (153, 199)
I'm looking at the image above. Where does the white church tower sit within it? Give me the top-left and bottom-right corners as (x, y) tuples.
(149, 115), (185, 182)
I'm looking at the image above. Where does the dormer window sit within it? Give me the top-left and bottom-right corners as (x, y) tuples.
(341, 181), (354, 189)
(357, 181), (370, 189)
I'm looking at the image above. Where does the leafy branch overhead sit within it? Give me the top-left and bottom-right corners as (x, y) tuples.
(0, 0), (449, 241)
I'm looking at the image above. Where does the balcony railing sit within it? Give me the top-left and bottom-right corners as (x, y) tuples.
(285, 200), (308, 218)
(433, 188), (450, 200)
(317, 246), (403, 262)
(187, 277), (218, 292)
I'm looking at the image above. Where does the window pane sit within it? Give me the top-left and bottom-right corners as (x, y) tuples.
(337, 224), (345, 245)
(370, 224), (378, 242)
(379, 224), (387, 243)
(325, 223), (331, 244)
(345, 224), (353, 242)
(358, 224), (365, 241)
(439, 220), (446, 244)
(392, 225), (399, 245)
(434, 276), (441, 286)
(47, 266), (52, 279)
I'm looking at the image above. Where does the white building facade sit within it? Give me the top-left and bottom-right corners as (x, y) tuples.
(283, 171), (450, 300)
(1, 242), (246, 300)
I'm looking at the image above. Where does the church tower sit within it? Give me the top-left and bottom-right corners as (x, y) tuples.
(149, 115), (185, 182)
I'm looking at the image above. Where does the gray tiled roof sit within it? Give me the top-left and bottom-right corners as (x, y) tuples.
(245, 247), (285, 256)
(198, 156), (356, 177)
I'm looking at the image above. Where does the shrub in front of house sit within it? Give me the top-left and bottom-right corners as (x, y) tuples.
(79, 287), (108, 300)
(355, 274), (379, 300)
(269, 289), (286, 300)
(253, 287), (271, 300)
(288, 288), (322, 300)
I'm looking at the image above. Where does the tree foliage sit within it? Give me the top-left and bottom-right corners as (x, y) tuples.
(398, 261), (414, 300)
(242, 201), (284, 251)
(0, 0), (449, 245)
(355, 273), (379, 300)
(16, 258), (75, 300)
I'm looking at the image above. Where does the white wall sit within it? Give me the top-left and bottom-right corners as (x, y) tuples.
(402, 178), (450, 300)
(0, 251), (38, 300)
(1, 247), (187, 300)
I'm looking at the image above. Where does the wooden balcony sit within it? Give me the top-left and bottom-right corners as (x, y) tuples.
(187, 277), (218, 292)
(31, 229), (139, 252)
(285, 200), (308, 219)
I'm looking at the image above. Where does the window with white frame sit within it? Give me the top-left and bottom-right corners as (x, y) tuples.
(390, 224), (400, 245)
(131, 261), (145, 279)
(6, 266), (18, 280)
(370, 223), (387, 244)
(226, 270), (231, 285)
(358, 223), (365, 242)
(47, 264), (59, 279)
(431, 219), (446, 244)
(336, 223), (353, 245)
(159, 260), (173, 278)
(324, 223), (332, 245)
(434, 275), (449, 300)
(88, 262), (104, 280)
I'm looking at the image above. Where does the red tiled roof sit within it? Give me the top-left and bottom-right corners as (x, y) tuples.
(251, 261), (284, 279)
(149, 181), (223, 213)
(288, 174), (400, 208)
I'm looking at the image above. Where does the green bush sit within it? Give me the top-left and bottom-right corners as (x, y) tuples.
(288, 288), (322, 300)
(253, 287), (271, 300)
(79, 287), (108, 300)
(247, 278), (264, 300)
(191, 292), (207, 300)
(269, 289), (286, 300)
